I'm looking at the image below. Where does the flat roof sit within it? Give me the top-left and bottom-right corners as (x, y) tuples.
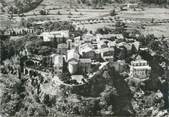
(71, 75), (84, 83)
(132, 66), (151, 70)
(79, 58), (92, 63)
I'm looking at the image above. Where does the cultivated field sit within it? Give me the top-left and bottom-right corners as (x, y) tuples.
(1, 5), (169, 37)
(119, 8), (169, 37)
(120, 8), (169, 20)
(142, 23), (169, 37)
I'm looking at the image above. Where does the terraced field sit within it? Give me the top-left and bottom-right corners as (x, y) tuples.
(1, 0), (169, 38)
(119, 8), (169, 37)
(34, 0), (84, 11)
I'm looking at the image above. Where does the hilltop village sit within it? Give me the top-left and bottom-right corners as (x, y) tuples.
(0, 2), (169, 117)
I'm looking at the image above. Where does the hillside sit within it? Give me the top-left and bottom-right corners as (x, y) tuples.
(1, 0), (169, 14)
(0, 0), (43, 13)
(0, 0), (140, 13)
(0, 60), (134, 116)
(35, 0), (83, 10)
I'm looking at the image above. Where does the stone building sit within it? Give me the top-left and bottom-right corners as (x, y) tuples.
(57, 43), (68, 55)
(100, 48), (115, 61)
(68, 60), (79, 75)
(51, 54), (64, 73)
(79, 43), (95, 59)
(67, 49), (80, 74)
(40, 30), (69, 43)
(130, 59), (151, 79)
(79, 58), (92, 74)
(66, 39), (74, 50)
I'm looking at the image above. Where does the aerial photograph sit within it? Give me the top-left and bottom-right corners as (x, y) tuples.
(0, 0), (169, 116)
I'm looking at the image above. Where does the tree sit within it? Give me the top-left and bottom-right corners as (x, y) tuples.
(115, 21), (127, 34)
(148, 41), (160, 51)
(118, 47), (127, 60)
(57, 11), (62, 15)
(24, 0), (33, 6)
(110, 9), (117, 16)
(15, 1), (24, 13)
(58, 72), (71, 83)
(141, 0), (169, 4)
(39, 9), (48, 15)
(137, 34), (146, 46)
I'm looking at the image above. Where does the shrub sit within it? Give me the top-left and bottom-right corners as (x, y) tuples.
(57, 11), (62, 15)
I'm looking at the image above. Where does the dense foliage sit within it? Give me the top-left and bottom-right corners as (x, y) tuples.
(0, 36), (17, 63)
(141, 0), (169, 4)
(8, 0), (43, 14)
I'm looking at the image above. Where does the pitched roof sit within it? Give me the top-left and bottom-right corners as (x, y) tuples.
(79, 43), (94, 55)
(67, 49), (79, 62)
(132, 41), (140, 51)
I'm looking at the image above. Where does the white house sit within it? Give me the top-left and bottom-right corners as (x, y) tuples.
(66, 39), (73, 49)
(130, 59), (151, 79)
(97, 34), (124, 42)
(40, 30), (69, 42)
(74, 36), (82, 47)
(68, 60), (79, 75)
(82, 33), (96, 43)
(100, 48), (115, 61)
(79, 43), (94, 55)
(51, 54), (64, 73)
(67, 49), (80, 62)
(67, 49), (80, 74)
